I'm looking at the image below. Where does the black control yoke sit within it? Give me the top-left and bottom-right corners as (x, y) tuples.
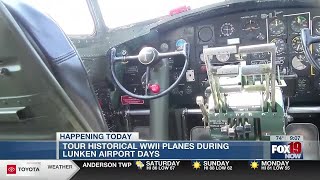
(301, 28), (320, 71)
(110, 43), (190, 100)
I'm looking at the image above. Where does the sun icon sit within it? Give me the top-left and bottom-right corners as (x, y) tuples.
(192, 161), (201, 170)
(250, 161), (259, 170)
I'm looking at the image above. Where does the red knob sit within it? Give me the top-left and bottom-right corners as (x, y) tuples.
(148, 84), (160, 94)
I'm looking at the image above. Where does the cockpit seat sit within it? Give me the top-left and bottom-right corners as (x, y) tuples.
(1, 0), (108, 131)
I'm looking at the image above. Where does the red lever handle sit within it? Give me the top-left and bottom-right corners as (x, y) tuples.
(148, 84), (160, 94)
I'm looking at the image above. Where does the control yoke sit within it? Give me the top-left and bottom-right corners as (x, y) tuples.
(110, 43), (190, 100)
(301, 28), (320, 71)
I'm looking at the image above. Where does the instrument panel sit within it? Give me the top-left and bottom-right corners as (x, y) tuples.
(121, 8), (320, 107)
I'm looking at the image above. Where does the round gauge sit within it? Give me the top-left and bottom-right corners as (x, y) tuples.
(198, 26), (213, 42)
(221, 23), (235, 37)
(270, 38), (286, 54)
(176, 39), (187, 51)
(216, 53), (230, 62)
(160, 43), (169, 52)
(292, 55), (307, 70)
(292, 36), (303, 52)
(269, 19), (285, 35)
(252, 52), (267, 59)
(243, 19), (260, 31)
(314, 21), (320, 35)
(291, 16), (308, 33)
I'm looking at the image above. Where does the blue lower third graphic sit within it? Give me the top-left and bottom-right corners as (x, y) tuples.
(58, 141), (265, 160)
(0, 142), (56, 159)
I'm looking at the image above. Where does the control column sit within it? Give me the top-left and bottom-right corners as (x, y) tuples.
(150, 59), (170, 140)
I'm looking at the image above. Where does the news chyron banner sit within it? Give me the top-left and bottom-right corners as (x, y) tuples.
(0, 132), (318, 179)
(56, 132), (264, 160)
(57, 132), (306, 160)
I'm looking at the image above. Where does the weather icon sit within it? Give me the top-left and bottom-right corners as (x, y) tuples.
(250, 161), (259, 170)
(135, 161), (144, 170)
(192, 161), (201, 170)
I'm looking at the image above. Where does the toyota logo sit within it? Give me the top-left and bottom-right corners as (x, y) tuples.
(7, 165), (16, 174)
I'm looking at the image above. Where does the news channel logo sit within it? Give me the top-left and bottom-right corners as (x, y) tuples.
(270, 141), (303, 159)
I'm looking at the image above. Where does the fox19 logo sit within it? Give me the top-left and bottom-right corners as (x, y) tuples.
(270, 141), (303, 159)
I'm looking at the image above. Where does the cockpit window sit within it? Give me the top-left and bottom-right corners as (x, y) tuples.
(98, 0), (225, 28)
(25, 0), (95, 35)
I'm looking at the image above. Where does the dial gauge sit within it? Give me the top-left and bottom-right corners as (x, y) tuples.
(270, 38), (286, 54)
(291, 16), (308, 32)
(176, 39), (186, 51)
(221, 23), (235, 37)
(292, 55), (307, 70)
(314, 21), (320, 35)
(269, 19), (285, 35)
(243, 19), (260, 31)
(216, 53), (230, 62)
(198, 26), (213, 42)
(292, 36), (303, 52)
(160, 43), (169, 52)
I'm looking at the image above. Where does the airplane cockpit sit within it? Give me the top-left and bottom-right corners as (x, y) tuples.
(0, 0), (319, 155)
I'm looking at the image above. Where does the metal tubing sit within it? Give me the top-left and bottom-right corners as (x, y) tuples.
(288, 106), (320, 114)
(184, 109), (202, 115)
(123, 108), (202, 116)
(113, 48), (185, 61)
(241, 64), (271, 76)
(125, 109), (150, 116)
